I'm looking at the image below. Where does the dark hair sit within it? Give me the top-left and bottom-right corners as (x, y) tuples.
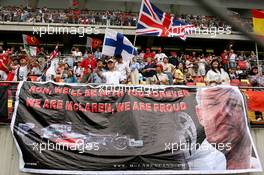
(250, 66), (258, 75)
(210, 59), (221, 73)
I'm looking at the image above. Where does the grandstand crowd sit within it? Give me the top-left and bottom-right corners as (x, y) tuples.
(0, 6), (252, 31)
(0, 45), (262, 86)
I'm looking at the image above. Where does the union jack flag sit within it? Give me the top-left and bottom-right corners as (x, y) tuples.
(136, 0), (195, 40)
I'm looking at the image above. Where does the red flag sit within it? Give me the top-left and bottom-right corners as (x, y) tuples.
(92, 38), (102, 49)
(245, 91), (264, 112)
(22, 34), (40, 46)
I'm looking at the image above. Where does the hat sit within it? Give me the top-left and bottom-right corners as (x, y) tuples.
(146, 48), (150, 51)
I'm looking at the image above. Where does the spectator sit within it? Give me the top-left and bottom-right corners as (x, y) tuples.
(98, 58), (123, 84)
(229, 50), (237, 69)
(205, 59), (230, 86)
(93, 59), (106, 83)
(94, 48), (102, 60)
(168, 51), (179, 67)
(115, 54), (131, 84)
(173, 62), (185, 85)
(16, 56), (30, 81)
(143, 48), (155, 61)
(161, 57), (174, 85)
(249, 67), (264, 121)
(197, 56), (207, 77)
(150, 64), (169, 85)
(154, 48), (167, 63)
(130, 57), (141, 84)
(64, 69), (77, 83)
(141, 57), (156, 84)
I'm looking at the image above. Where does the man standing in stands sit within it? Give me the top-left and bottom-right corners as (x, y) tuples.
(143, 48), (155, 61)
(15, 55), (31, 81)
(141, 57), (156, 84)
(154, 48), (167, 63)
(97, 58), (123, 84)
(115, 54), (131, 84)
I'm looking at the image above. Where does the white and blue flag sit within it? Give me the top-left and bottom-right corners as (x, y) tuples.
(102, 29), (137, 63)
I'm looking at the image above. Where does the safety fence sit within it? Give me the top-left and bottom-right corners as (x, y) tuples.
(0, 81), (263, 126)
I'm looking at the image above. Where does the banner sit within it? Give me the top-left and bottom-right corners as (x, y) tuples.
(0, 85), (8, 121)
(245, 90), (264, 112)
(11, 82), (262, 174)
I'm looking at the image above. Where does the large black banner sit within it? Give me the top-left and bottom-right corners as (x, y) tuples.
(0, 85), (8, 121)
(11, 82), (262, 174)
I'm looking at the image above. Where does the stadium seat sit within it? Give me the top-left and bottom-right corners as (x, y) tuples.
(230, 79), (240, 86)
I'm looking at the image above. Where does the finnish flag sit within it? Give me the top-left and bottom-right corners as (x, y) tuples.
(102, 29), (137, 63)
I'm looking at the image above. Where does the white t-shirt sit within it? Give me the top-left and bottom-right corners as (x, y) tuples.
(205, 68), (230, 86)
(102, 70), (122, 84)
(154, 53), (167, 63)
(46, 58), (59, 81)
(16, 65), (29, 81)
(115, 62), (131, 81)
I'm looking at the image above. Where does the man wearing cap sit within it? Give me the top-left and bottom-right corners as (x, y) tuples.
(154, 48), (167, 63)
(150, 64), (169, 85)
(97, 58), (123, 84)
(143, 48), (155, 61)
(15, 55), (31, 81)
(115, 54), (131, 83)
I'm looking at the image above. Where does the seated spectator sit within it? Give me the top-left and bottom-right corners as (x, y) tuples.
(150, 64), (169, 85)
(168, 51), (179, 67)
(161, 57), (174, 85)
(73, 61), (83, 78)
(141, 57), (156, 84)
(173, 62), (185, 85)
(64, 69), (77, 83)
(93, 59), (106, 84)
(205, 59), (230, 86)
(228, 68), (238, 80)
(81, 65), (94, 83)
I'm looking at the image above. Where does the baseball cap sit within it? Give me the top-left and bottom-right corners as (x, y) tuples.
(146, 48), (150, 51)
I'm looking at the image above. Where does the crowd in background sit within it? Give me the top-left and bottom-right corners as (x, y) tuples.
(0, 45), (263, 86)
(0, 6), (253, 31)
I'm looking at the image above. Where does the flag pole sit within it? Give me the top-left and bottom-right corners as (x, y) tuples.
(132, 0), (144, 56)
(255, 42), (260, 73)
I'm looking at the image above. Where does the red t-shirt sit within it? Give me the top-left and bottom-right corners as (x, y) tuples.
(80, 57), (97, 74)
(0, 54), (10, 73)
(143, 53), (155, 60)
